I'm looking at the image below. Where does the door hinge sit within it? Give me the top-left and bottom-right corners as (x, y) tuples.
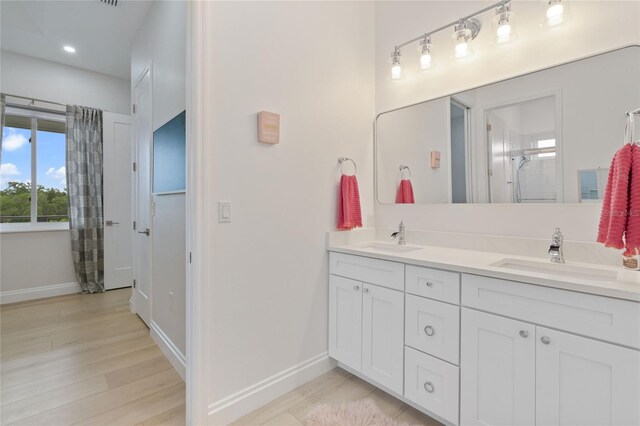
(133, 279), (136, 288)
(132, 162), (137, 172)
(488, 169), (493, 177)
(189, 252), (192, 263)
(132, 104), (136, 114)
(133, 221), (137, 231)
(486, 123), (492, 132)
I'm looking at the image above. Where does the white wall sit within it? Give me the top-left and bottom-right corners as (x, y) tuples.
(202, 2), (375, 422)
(374, 1), (640, 243)
(131, 0), (187, 368)
(1, 50), (130, 114)
(0, 51), (131, 302)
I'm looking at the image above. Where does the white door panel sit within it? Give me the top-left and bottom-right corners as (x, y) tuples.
(328, 275), (362, 371)
(103, 113), (133, 291)
(133, 67), (152, 326)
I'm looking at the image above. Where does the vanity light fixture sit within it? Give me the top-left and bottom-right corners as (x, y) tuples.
(391, 48), (402, 80)
(546, 0), (565, 26)
(419, 36), (433, 70)
(494, 2), (516, 44)
(388, 0), (513, 79)
(452, 19), (481, 59)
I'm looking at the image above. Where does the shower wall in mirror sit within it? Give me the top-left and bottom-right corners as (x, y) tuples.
(376, 46), (640, 204)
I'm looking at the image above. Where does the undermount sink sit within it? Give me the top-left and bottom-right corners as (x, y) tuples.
(360, 242), (423, 253)
(491, 258), (618, 283)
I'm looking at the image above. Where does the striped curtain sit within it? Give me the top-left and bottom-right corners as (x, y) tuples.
(66, 105), (105, 293)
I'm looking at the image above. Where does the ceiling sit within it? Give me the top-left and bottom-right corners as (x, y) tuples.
(1, 0), (152, 80)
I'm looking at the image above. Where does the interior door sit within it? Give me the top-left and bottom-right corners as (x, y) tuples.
(536, 327), (640, 426)
(103, 112), (133, 290)
(460, 308), (535, 426)
(133, 67), (152, 326)
(328, 275), (362, 372)
(487, 114), (512, 203)
(361, 283), (404, 395)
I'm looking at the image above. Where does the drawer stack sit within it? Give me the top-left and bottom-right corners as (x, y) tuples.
(404, 265), (461, 425)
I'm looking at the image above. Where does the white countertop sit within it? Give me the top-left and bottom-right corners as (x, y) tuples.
(328, 241), (640, 302)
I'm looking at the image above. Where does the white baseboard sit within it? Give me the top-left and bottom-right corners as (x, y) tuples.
(0, 282), (80, 304)
(208, 352), (336, 425)
(150, 321), (186, 381)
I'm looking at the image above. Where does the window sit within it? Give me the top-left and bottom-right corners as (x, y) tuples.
(1, 108), (68, 227)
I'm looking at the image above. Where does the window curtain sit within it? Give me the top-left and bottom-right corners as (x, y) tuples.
(66, 105), (105, 293)
(0, 94), (5, 163)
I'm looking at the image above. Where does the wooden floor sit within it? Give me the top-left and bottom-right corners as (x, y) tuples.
(0, 288), (185, 426)
(232, 368), (443, 426)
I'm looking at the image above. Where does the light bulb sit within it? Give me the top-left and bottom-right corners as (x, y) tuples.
(420, 53), (432, 70)
(391, 63), (402, 80)
(419, 37), (433, 70)
(455, 39), (469, 58)
(546, 1), (564, 26)
(63, 45), (76, 53)
(497, 23), (512, 43)
(390, 48), (402, 80)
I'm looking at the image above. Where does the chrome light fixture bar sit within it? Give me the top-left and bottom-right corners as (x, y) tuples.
(390, 0), (513, 75)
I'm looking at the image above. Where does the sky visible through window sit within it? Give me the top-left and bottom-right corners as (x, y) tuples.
(1, 126), (67, 191)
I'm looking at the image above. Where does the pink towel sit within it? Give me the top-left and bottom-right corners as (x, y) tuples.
(337, 174), (362, 231)
(597, 144), (635, 252)
(396, 179), (415, 204)
(625, 144), (640, 256)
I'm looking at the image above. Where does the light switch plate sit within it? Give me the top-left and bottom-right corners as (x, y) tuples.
(218, 201), (232, 223)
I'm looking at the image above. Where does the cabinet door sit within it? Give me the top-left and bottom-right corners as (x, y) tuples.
(460, 309), (535, 426)
(361, 283), (404, 394)
(536, 327), (640, 426)
(328, 275), (362, 371)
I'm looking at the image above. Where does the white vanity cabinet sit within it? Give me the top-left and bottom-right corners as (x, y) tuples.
(461, 274), (640, 426)
(328, 250), (640, 426)
(328, 253), (404, 394)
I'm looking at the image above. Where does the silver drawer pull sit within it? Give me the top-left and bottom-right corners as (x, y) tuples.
(519, 330), (529, 338)
(540, 336), (551, 345)
(363, 287), (369, 294)
(424, 325), (435, 336)
(353, 285), (360, 291)
(425, 281), (433, 287)
(424, 381), (434, 393)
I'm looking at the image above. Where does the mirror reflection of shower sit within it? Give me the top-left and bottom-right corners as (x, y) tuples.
(487, 95), (558, 203)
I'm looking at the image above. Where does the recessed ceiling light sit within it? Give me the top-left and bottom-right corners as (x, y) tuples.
(63, 46), (76, 54)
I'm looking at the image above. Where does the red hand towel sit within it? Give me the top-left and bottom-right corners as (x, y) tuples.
(624, 144), (640, 256)
(337, 174), (362, 231)
(396, 179), (415, 204)
(597, 144), (633, 250)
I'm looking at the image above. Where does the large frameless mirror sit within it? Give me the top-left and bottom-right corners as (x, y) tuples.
(375, 45), (640, 204)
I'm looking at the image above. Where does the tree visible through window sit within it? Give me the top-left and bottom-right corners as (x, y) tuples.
(1, 112), (69, 224)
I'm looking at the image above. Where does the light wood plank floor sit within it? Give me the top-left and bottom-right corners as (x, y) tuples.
(0, 288), (185, 426)
(233, 368), (443, 426)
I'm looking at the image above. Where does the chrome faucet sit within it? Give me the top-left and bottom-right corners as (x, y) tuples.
(548, 227), (565, 263)
(390, 221), (406, 245)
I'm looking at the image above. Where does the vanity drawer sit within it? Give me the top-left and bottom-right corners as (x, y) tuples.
(329, 252), (404, 291)
(405, 346), (459, 425)
(405, 295), (460, 364)
(462, 274), (640, 349)
(406, 265), (460, 305)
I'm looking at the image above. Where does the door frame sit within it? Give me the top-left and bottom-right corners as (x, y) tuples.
(186, 1), (209, 424)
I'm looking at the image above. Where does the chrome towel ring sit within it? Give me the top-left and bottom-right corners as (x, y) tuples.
(338, 157), (357, 175)
(399, 165), (411, 179)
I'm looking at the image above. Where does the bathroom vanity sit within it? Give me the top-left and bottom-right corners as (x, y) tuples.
(327, 242), (640, 426)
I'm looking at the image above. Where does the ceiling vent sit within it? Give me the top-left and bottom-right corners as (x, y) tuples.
(100, 0), (118, 6)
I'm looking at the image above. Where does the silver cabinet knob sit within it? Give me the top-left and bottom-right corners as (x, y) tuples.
(519, 330), (529, 338)
(540, 336), (551, 345)
(425, 281), (433, 287)
(424, 325), (435, 337)
(363, 288), (369, 294)
(353, 285), (360, 291)
(424, 381), (434, 393)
